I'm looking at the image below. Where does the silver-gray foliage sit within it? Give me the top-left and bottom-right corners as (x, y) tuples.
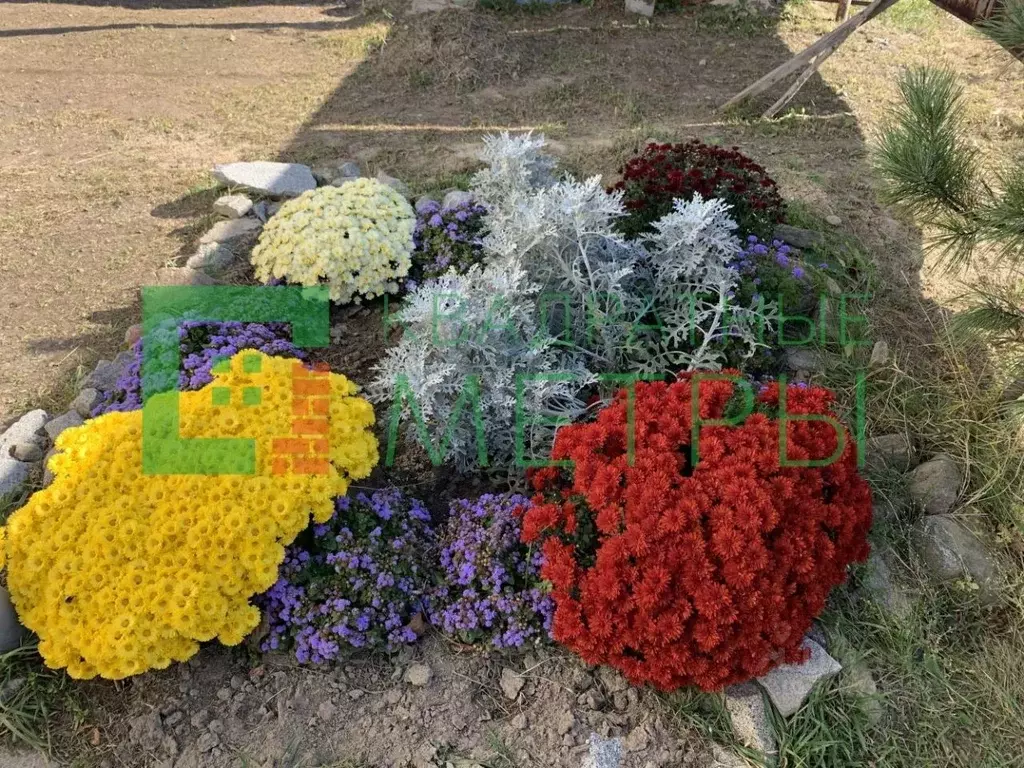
(371, 133), (773, 470)
(369, 258), (593, 472)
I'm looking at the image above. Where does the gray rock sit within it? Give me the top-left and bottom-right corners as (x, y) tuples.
(582, 734), (623, 768)
(844, 661), (882, 725)
(186, 243), (239, 275)
(825, 214), (842, 227)
(773, 224), (824, 250)
(212, 194), (253, 219)
(211, 161), (316, 198)
(44, 411), (84, 442)
(442, 190), (475, 209)
(8, 442), (43, 463)
(625, 0), (655, 15)
(872, 495), (900, 526)
(908, 454), (962, 516)
(869, 339), (889, 367)
(83, 359), (120, 392)
(757, 637), (842, 717)
(154, 267), (221, 287)
(724, 683), (776, 757)
(336, 161), (361, 181)
(314, 160), (361, 185)
(500, 667), (525, 701)
(403, 663), (432, 687)
(0, 410), (49, 456)
(71, 388), (102, 419)
(252, 200), (269, 223)
(783, 346), (823, 374)
(913, 514), (1002, 600)
(864, 433), (917, 474)
(0, 458), (30, 503)
(0, 587), (26, 652)
(199, 218), (261, 248)
(512, 713), (528, 730)
(375, 172), (410, 198)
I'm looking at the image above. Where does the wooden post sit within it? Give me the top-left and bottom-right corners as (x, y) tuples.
(718, 0), (900, 113)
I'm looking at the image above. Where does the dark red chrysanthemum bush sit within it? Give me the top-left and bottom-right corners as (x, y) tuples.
(521, 374), (872, 691)
(612, 141), (786, 241)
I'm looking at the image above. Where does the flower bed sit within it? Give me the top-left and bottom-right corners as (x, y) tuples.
(0, 132), (866, 702)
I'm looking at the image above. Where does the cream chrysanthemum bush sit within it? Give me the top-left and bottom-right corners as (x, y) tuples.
(251, 179), (416, 304)
(1, 352), (379, 680)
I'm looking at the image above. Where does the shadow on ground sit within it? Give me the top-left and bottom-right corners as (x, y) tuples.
(25, 0), (936, 414)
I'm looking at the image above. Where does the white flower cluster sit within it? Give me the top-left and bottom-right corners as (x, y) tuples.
(250, 178), (415, 304)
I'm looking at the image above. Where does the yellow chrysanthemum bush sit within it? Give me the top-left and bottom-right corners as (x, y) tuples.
(251, 179), (416, 304)
(1, 352), (378, 680)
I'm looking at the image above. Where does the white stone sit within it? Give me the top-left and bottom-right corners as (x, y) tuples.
(0, 410), (49, 456)
(212, 161), (316, 198)
(869, 339), (889, 367)
(213, 194), (253, 219)
(199, 218), (261, 247)
(757, 638), (842, 717)
(9, 442), (43, 463)
(724, 683), (776, 756)
(625, 0), (655, 16)
(442, 190), (475, 209)
(375, 172), (410, 197)
(155, 267), (221, 286)
(826, 214), (842, 226)
(0, 458), (31, 502)
(186, 242), (239, 274)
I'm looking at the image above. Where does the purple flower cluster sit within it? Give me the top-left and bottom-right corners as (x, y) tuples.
(258, 489), (435, 662)
(92, 321), (304, 415)
(729, 235), (816, 317)
(428, 494), (553, 649)
(408, 197), (488, 287)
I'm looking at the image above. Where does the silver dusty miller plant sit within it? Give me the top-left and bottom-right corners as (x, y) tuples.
(372, 133), (774, 471)
(629, 194), (775, 372)
(369, 258), (592, 472)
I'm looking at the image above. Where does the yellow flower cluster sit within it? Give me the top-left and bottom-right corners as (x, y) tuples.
(251, 179), (416, 304)
(1, 352), (378, 680)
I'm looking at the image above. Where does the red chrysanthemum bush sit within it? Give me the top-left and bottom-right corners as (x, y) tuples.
(611, 141), (786, 241)
(521, 374), (872, 691)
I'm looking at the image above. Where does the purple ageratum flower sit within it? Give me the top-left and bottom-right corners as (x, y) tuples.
(408, 199), (488, 285)
(92, 319), (305, 416)
(792, 267), (805, 279)
(257, 488), (436, 662)
(428, 494), (554, 649)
